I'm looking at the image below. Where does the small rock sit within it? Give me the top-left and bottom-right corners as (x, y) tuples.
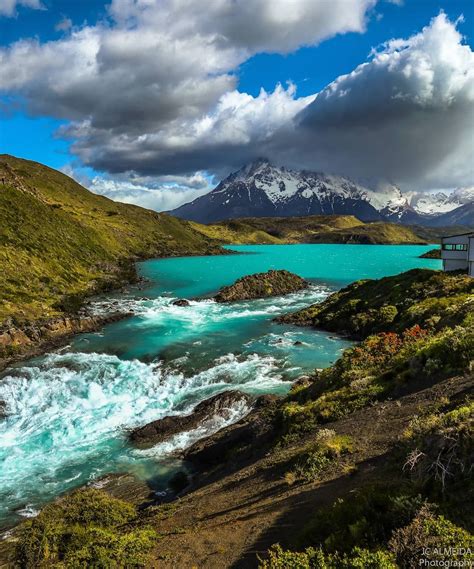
(172, 299), (191, 307)
(293, 340), (303, 346)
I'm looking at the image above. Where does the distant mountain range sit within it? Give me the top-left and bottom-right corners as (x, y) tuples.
(169, 159), (473, 226)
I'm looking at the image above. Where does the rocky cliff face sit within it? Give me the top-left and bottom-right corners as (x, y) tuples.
(214, 269), (308, 302)
(0, 312), (128, 371)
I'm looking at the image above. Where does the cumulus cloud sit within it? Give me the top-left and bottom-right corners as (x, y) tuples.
(1, 2), (472, 197)
(288, 13), (474, 189)
(65, 82), (314, 177)
(0, 0), (42, 17)
(0, 0), (373, 130)
(0, 0), (375, 171)
(69, 13), (474, 192)
(60, 164), (212, 212)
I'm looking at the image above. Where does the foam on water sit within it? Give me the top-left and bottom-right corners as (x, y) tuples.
(0, 348), (285, 523)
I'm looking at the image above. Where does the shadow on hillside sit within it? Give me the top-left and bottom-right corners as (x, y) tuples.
(229, 451), (394, 569)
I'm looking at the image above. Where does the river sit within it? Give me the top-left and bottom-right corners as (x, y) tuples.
(0, 244), (441, 525)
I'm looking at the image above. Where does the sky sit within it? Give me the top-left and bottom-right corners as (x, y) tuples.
(0, 0), (473, 211)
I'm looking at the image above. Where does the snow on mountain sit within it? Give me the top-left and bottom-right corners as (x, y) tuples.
(408, 187), (474, 216)
(169, 159), (472, 225)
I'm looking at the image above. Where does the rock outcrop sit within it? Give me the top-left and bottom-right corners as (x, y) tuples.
(419, 248), (441, 259)
(0, 312), (129, 371)
(214, 270), (308, 303)
(183, 394), (280, 470)
(129, 390), (253, 449)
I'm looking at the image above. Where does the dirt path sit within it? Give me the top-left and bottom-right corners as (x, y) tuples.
(145, 373), (473, 568)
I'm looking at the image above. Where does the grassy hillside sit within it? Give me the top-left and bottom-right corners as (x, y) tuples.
(193, 215), (428, 245)
(0, 155), (222, 325)
(190, 219), (283, 244)
(279, 268), (474, 338)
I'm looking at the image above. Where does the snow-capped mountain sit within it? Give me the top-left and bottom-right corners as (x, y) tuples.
(170, 159), (415, 224)
(408, 187), (474, 217)
(169, 159), (473, 226)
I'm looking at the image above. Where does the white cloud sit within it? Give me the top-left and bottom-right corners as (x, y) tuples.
(55, 17), (73, 32)
(66, 82), (314, 176)
(60, 164), (213, 211)
(288, 12), (474, 190)
(0, 0), (375, 162)
(88, 177), (212, 211)
(0, 0), (43, 17)
(1, 4), (472, 196)
(67, 13), (474, 193)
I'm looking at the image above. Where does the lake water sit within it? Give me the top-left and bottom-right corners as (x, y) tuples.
(0, 244), (441, 525)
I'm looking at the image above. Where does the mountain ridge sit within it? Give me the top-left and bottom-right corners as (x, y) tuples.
(170, 159), (473, 226)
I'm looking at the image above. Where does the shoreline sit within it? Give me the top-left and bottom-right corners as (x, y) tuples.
(0, 247), (236, 373)
(0, 311), (133, 374)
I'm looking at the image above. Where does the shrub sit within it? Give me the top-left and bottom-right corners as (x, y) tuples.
(292, 434), (353, 483)
(299, 487), (424, 554)
(259, 544), (397, 568)
(403, 401), (473, 491)
(389, 505), (474, 568)
(16, 489), (156, 568)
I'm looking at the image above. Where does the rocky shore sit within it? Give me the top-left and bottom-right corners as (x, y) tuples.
(0, 311), (131, 372)
(419, 247), (441, 258)
(214, 269), (308, 302)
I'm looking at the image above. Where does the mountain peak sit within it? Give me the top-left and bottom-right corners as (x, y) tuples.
(169, 160), (473, 225)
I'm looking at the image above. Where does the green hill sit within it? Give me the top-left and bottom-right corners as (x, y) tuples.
(0, 155), (222, 325)
(194, 215), (427, 245)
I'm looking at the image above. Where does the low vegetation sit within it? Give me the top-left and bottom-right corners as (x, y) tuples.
(259, 269), (473, 566)
(16, 489), (156, 568)
(194, 215), (430, 245)
(288, 430), (353, 483)
(278, 268), (474, 338)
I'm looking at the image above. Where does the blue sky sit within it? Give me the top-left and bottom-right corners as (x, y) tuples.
(0, 0), (473, 207)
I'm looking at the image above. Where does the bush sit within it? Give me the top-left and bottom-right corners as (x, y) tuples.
(299, 487), (424, 554)
(389, 505), (474, 568)
(403, 401), (473, 491)
(259, 544), (397, 568)
(292, 433), (353, 482)
(16, 489), (156, 568)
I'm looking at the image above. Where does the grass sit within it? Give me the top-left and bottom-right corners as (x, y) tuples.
(193, 215), (428, 245)
(0, 155), (222, 325)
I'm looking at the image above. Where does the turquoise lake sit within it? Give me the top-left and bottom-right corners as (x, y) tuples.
(0, 244), (441, 526)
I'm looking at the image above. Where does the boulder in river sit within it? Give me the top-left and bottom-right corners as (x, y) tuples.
(214, 269), (308, 302)
(129, 390), (252, 449)
(183, 394), (280, 470)
(172, 299), (191, 307)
